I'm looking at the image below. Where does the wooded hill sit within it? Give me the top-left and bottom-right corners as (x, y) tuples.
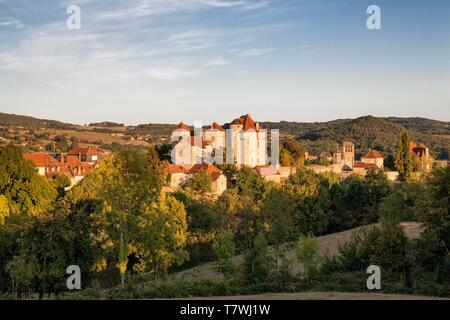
(1, 112), (448, 158)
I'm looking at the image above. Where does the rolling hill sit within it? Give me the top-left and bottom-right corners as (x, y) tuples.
(1, 112), (448, 158)
(0, 112), (75, 130)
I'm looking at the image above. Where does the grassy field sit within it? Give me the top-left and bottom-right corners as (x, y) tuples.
(40, 128), (150, 146)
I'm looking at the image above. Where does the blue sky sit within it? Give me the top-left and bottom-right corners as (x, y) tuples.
(0, 0), (449, 125)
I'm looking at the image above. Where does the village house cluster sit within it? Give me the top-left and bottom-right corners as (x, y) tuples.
(167, 114), (436, 195)
(23, 140), (107, 188)
(18, 114), (440, 196)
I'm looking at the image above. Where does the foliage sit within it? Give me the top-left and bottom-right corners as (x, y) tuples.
(0, 145), (57, 216)
(183, 170), (212, 194)
(395, 131), (414, 181)
(212, 231), (236, 276)
(52, 174), (71, 197)
(296, 234), (322, 278)
(243, 233), (272, 285)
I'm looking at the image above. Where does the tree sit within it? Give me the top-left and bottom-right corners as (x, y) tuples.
(67, 149), (188, 283)
(0, 145), (57, 216)
(296, 234), (321, 279)
(183, 170), (212, 194)
(283, 139), (306, 167)
(0, 195), (10, 225)
(212, 231), (236, 276)
(236, 167), (267, 201)
(217, 164), (238, 180)
(117, 232), (127, 286)
(413, 167), (450, 276)
(279, 148), (295, 167)
(52, 174), (71, 197)
(243, 233), (272, 284)
(395, 131), (414, 181)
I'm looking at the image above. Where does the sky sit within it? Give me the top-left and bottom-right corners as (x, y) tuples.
(0, 0), (449, 125)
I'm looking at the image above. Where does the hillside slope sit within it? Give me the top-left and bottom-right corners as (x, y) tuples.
(172, 223), (421, 282)
(0, 112), (74, 130)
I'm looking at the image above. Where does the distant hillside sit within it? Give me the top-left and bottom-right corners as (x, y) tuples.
(0, 112), (448, 159)
(385, 117), (450, 135)
(262, 116), (450, 158)
(0, 112), (75, 130)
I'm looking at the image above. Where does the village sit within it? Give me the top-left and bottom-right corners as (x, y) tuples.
(17, 114), (442, 196)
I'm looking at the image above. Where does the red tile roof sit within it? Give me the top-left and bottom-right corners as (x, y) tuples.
(168, 164), (188, 174)
(67, 147), (103, 155)
(240, 114), (257, 131)
(176, 122), (190, 131)
(189, 163), (221, 174)
(24, 153), (59, 167)
(354, 161), (367, 168)
(229, 114), (259, 131)
(211, 122), (225, 131)
(362, 150), (383, 159)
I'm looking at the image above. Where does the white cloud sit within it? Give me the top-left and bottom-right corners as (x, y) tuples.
(0, 17), (24, 29)
(203, 56), (231, 67)
(229, 47), (274, 57)
(144, 66), (201, 80)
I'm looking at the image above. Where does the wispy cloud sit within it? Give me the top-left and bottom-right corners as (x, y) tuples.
(0, 17), (24, 29)
(96, 0), (270, 20)
(229, 47), (275, 57)
(203, 56), (231, 67)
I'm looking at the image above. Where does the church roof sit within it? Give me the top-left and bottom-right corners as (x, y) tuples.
(176, 122), (190, 131)
(362, 150), (383, 159)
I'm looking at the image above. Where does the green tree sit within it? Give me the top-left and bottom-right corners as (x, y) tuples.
(243, 233), (272, 284)
(0, 145), (57, 216)
(0, 195), (10, 225)
(67, 149), (188, 283)
(283, 139), (306, 167)
(183, 170), (212, 194)
(395, 131), (414, 181)
(52, 174), (71, 197)
(296, 234), (321, 279)
(279, 148), (295, 167)
(236, 167), (267, 201)
(212, 231), (236, 276)
(413, 167), (450, 277)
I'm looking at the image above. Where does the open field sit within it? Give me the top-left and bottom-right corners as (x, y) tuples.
(40, 129), (150, 146)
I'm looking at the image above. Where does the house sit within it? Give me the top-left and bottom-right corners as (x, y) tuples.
(67, 147), (105, 165)
(24, 152), (62, 177)
(167, 164), (189, 191)
(361, 150), (384, 169)
(24, 152), (93, 187)
(317, 151), (333, 163)
(255, 165), (296, 183)
(189, 163), (227, 195)
(56, 154), (93, 185)
(167, 162), (227, 195)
